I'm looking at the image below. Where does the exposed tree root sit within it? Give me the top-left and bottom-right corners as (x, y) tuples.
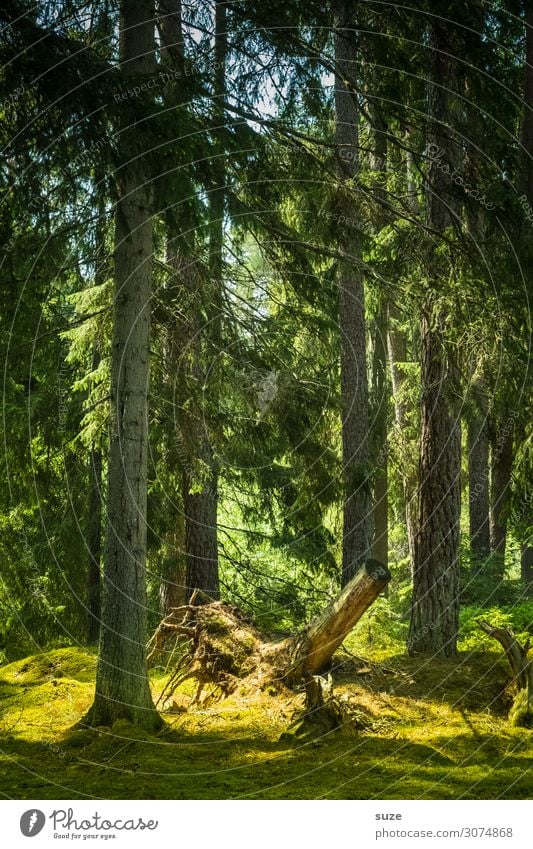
(280, 673), (372, 742)
(149, 593), (262, 707)
(149, 562), (391, 724)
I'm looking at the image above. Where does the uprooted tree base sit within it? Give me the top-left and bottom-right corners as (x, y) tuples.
(149, 560), (390, 737)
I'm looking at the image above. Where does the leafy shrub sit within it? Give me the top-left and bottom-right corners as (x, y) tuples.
(459, 602), (533, 651)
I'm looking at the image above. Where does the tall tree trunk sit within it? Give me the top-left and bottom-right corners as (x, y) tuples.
(468, 411), (490, 561)
(387, 128), (418, 571)
(159, 523), (187, 614)
(87, 384), (102, 644)
(86, 0), (160, 730)
(408, 19), (461, 657)
(335, 2), (372, 585)
(168, 249), (220, 601)
(372, 300), (388, 569)
(86, 181), (107, 644)
(158, 0), (220, 603)
(388, 306), (417, 569)
(367, 78), (389, 571)
(184, 462), (219, 600)
(489, 417), (514, 577)
(157, 0), (187, 616)
(209, 0), (226, 343)
(522, 545), (533, 587)
(464, 209), (490, 566)
(181, 0), (228, 599)
(519, 2), (533, 207)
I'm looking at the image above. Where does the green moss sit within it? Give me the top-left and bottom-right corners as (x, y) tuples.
(2, 647), (96, 686)
(0, 646), (531, 800)
(509, 690), (533, 728)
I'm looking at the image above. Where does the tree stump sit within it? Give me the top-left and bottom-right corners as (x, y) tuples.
(478, 619), (533, 728)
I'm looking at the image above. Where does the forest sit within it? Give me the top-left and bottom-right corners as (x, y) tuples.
(0, 0), (532, 801)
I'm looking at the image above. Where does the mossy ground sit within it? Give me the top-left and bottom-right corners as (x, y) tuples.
(0, 645), (531, 799)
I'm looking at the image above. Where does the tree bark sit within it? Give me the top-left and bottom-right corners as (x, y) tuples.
(409, 308), (461, 656)
(86, 185), (106, 645)
(182, 0), (227, 599)
(367, 82), (389, 572)
(371, 300), (389, 570)
(519, 2), (533, 207)
(271, 560), (391, 684)
(87, 425), (102, 644)
(86, 0), (160, 730)
(522, 545), (533, 586)
(408, 18), (461, 657)
(468, 412), (490, 561)
(208, 0), (226, 344)
(159, 0), (220, 603)
(489, 416), (514, 577)
(387, 127), (419, 570)
(388, 306), (417, 568)
(335, 2), (372, 585)
(166, 249), (220, 602)
(184, 461), (219, 600)
(157, 0), (184, 67)
(159, 523), (187, 615)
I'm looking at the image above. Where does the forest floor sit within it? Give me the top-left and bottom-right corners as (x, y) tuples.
(0, 645), (531, 799)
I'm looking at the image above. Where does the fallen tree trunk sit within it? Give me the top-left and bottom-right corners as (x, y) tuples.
(260, 559), (391, 686)
(149, 559), (390, 706)
(478, 619), (533, 728)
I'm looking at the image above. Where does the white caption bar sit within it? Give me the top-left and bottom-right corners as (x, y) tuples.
(2, 799), (531, 848)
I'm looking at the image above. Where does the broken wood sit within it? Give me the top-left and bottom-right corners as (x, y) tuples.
(261, 559), (391, 685)
(478, 619), (533, 728)
(149, 559), (391, 709)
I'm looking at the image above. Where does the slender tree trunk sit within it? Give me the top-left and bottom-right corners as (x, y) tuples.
(167, 249), (220, 601)
(465, 209), (490, 566)
(519, 3), (533, 206)
(408, 19), (461, 657)
(158, 0), (220, 603)
(86, 0), (160, 730)
(87, 405), (102, 644)
(387, 129), (418, 570)
(372, 300), (388, 569)
(157, 0), (184, 67)
(367, 83), (389, 571)
(184, 465), (219, 600)
(157, 0), (187, 615)
(181, 0), (228, 599)
(489, 417), (514, 576)
(174, 268), (220, 603)
(521, 545), (533, 587)
(159, 523), (187, 614)
(468, 412), (490, 561)
(388, 307), (417, 568)
(209, 0), (226, 343)
(86, 183), (106, 644)
(335, 2), (372, 585)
